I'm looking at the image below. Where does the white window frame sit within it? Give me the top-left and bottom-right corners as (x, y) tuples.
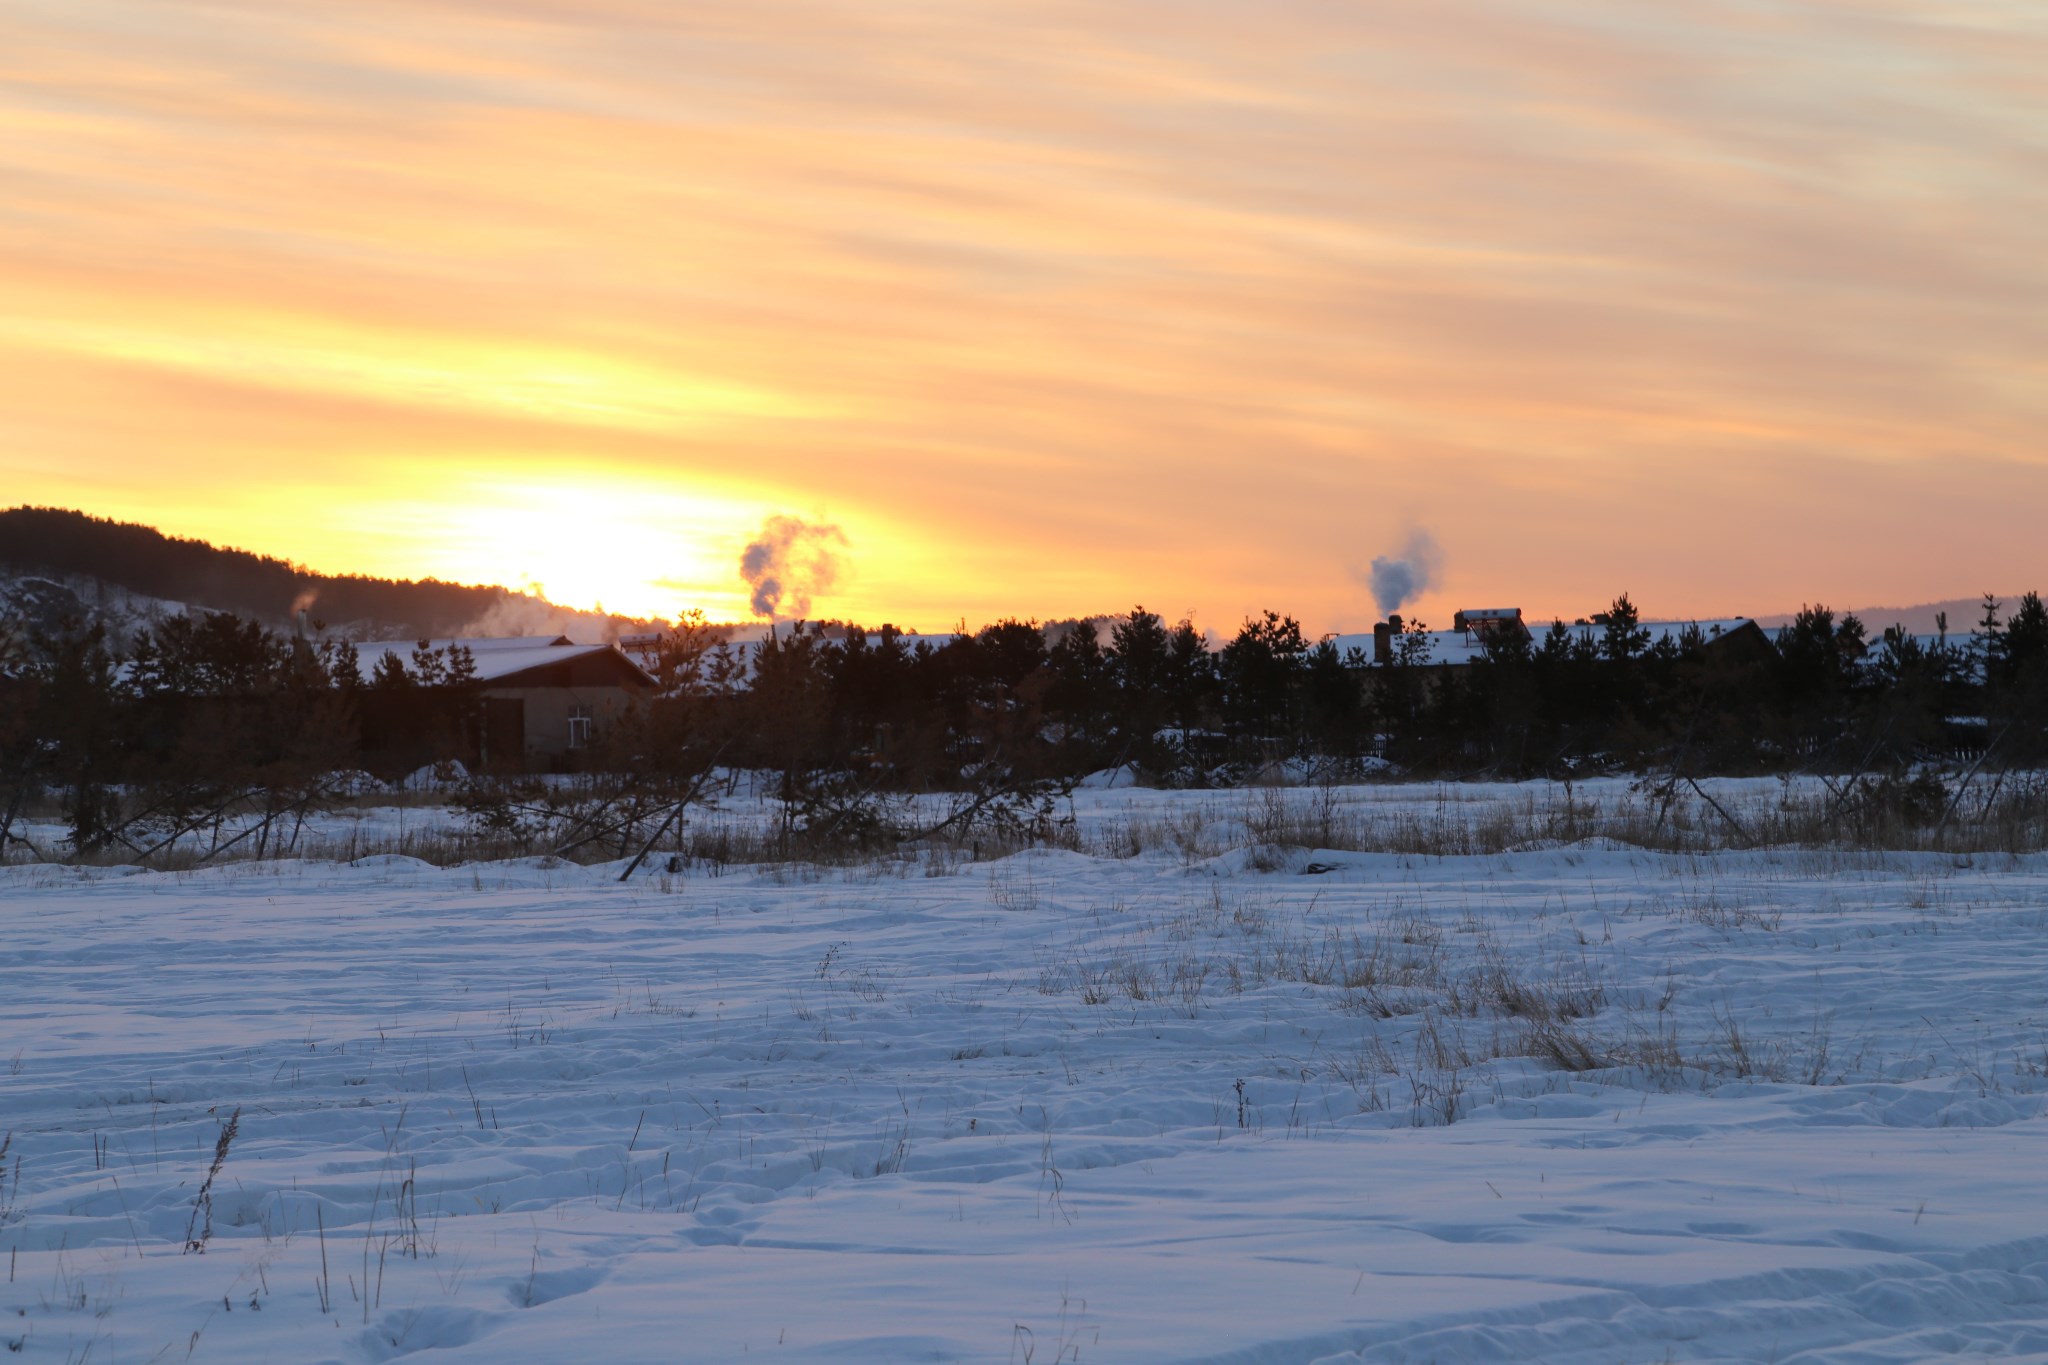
(566, 703), (595, 750)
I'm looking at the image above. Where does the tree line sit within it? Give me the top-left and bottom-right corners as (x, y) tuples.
(0, 611), (482, 857)
(648, 594), (2045, 783)
(2, 590), (2044, 859)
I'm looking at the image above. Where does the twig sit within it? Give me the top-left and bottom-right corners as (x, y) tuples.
(182, 1106), (241, 1253)
(618, 802), (687, 882)
(1935, 721), (2013, 839)
(1685, 776), (1754, 848)
(316, 1205), (332, 1313)
(461, 1067), (485, 1130)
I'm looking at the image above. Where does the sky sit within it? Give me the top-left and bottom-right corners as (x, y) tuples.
(3, 0), (2045, 634)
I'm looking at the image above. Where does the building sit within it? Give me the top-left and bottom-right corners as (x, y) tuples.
(351, 636), (656, 767)
(1337, 613), (1774, 669)
(1450, 607), (1531, 644)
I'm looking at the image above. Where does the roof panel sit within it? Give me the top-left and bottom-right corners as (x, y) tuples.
(348, 637), (651, 685)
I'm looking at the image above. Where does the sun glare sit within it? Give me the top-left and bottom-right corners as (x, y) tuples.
(418, 479), (771, 622)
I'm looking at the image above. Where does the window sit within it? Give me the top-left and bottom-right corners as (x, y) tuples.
(566, 704), (594, 749)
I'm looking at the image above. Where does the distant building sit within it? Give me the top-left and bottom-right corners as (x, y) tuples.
(351, 636), (656, 766)
(1340, 614), (1774, 669)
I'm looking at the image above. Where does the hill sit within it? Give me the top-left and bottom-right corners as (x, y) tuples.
(1755, 595), (2020, 635)
(0, 506), (655, 641)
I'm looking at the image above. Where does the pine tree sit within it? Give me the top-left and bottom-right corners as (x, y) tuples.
(1998, 591), (2046, 687)
(1163, 617), (1214, 738)
(1599, 593), (1651, 662)
(1973, 593), (2005, 676)
(1221, 611), (1307, 749)
(1108, 606), (1174, 770)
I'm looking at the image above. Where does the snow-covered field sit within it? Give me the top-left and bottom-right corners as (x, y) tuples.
(6, 783), (2048, 1363)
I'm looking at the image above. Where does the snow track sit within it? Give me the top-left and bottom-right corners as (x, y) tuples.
(5, 809), (2048, 1362)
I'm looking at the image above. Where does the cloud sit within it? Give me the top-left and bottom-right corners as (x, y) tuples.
(2, 0), (2045, 628)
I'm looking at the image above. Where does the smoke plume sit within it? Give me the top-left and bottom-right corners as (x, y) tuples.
(1359, 529), (1443, 616)
(461, 594), (636, 642)
(740, 515), (849, 620)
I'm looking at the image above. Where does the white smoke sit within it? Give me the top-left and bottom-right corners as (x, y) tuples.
(1358, 530), (1444, 616)
(740, 515), (849, 620)
(461, 594), (636, 641)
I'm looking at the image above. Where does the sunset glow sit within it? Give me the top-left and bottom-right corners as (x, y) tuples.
(4, 0), (2045, 630)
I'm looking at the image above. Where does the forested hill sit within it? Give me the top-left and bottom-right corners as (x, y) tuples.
(0, 506), (633, 639)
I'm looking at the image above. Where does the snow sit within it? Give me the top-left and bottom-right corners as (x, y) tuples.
(396, 760), (470, 793)
(348, 637), (652, 686)
(1326, 619), (1759, 667)
(0, 570), (196, 648)
(5, 784), (2048, 1362)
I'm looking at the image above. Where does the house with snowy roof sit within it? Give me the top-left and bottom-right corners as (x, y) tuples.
(350, 636), (656, 767)
(1329, 610), (1775, 672)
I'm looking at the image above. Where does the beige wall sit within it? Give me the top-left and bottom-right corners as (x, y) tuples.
(481, 684), (642, 760)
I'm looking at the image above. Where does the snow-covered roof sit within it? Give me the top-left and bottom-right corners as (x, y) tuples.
(621, 629), (967, 688)
(1326, 619), (1762, 667)
(349, 636), (654, 686)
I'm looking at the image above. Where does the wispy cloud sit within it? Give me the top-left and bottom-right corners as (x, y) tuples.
(3, 0), (2044, 626)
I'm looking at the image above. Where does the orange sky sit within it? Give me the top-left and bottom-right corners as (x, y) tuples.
(4, 0), (2045, 634)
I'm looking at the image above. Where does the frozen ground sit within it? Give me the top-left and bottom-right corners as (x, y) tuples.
(0, 772), (1938, 865)
(5, 784), (2048, 1362)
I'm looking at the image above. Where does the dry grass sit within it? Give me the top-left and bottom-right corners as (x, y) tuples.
(1095, 773), (2048, 863)
(8, 768), (2047, 876)
(9, 769), (2011, 1135)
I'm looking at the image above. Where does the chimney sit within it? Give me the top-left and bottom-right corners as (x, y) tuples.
(1373, 621), (1391, 664)
(295, 609), (311, 641)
